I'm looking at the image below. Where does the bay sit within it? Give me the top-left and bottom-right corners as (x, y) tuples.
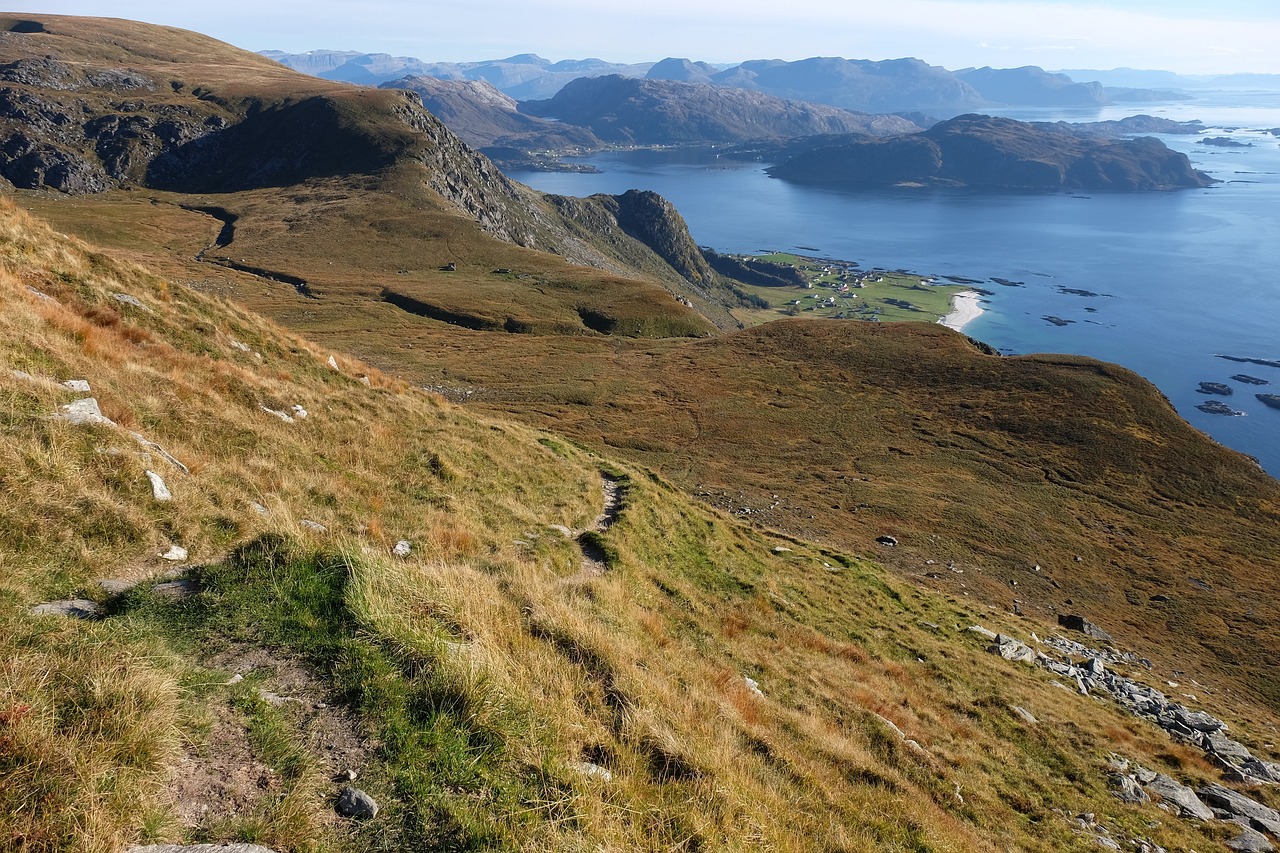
(508, 93), (1280, 477)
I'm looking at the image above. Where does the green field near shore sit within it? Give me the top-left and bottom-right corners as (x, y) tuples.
(731, 252), (968, 326)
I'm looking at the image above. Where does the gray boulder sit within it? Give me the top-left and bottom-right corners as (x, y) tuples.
(1225, 826), (1275, 853)
(1198, 784), (1280, 835)
(989, 634), (1036, 663)
(1109, 773), (1150, 804)
(1146, 773), (1214, 820)
(336, 786), (379, 819)
(30, 599), (101, 619)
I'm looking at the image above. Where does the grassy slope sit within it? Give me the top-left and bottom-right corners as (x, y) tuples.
(0, 188), (1255, 853)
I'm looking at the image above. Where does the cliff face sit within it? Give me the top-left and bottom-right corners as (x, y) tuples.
(767, 114), (1216, 190)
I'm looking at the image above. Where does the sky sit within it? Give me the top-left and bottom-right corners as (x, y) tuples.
(18, 0), (1280, 75)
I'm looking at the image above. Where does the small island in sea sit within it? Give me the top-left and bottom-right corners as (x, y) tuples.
(766, 114), (1216, 191)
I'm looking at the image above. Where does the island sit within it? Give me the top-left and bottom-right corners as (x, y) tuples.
(766, 114), (1216, 191)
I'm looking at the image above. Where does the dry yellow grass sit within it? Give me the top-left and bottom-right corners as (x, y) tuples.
(0, 198), (1261, 853)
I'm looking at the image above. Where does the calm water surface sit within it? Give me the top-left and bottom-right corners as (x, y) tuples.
(509, 93), (1280, 476)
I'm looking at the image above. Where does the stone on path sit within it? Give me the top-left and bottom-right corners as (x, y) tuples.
(146, 470), (172, 501)
(160, 544), (188, 562)
(30, 599), (101, 619)
(336, 786), (379, 819)
(152, 579), (200, 600)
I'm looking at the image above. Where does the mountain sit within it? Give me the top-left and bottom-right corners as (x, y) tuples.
(645, 56), (720, 84)
(955, 65), (1109, 107)
(766, 113), (1215, 190)
(266, 49), (654, 99)
(1058, 68), (1280, 91)
(705, 56), (987, 113)
(519, 74), (921, 145)
(6, 14), (1280, 853)
(379, 74), (602, 151)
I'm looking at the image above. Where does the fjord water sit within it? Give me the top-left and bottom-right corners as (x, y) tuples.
(510, 94), (1280, 477)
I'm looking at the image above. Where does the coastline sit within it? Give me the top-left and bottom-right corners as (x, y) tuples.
(938, 290), (984, 332)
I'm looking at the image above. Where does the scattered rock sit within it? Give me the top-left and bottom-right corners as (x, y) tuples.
(228, 338), (251, 353)
(1257, 394), (1280, 411)
(568, 761), (613, 782)
(875, 534), (898, 546)
(29, 599), (101, 619)
(151, 578), (200, 599)
(259, 405), (295, 423)
(1011, 705), (1038, 724)
(300, 520), (328, 533)
(145, 470), (172, 501)
(61, 379), (91, 392)
(160, 544), (188, 562)
(1146, 773), (1214, 820)
(328, 355), (339, 370)
(967, 625), (998, 640)
(130, 432), (189, 474)
(98, 578), (138, 595)
(1197, 784), (1280, 835)
(743, 676), (764, 698)
(291, 404), (308, 419)
(547, 524), (574, 538)
(335, 768), (358, 782)
(989, 634), (1036, 663)
(112, 292), (149, 310)
(335, 786), (379, 820)
(392, 540), (412, 557)
(1225, 826), (1275, 853)
(1232, 374), (1269, 386)
(54, 397), (116, 427)
(1109, 773), (1150, 804)
(1057, 614), (1113, 642)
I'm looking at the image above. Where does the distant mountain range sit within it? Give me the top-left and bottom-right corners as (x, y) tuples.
(264, 50), (1215, 114)
(1054, 68), (1280, 90)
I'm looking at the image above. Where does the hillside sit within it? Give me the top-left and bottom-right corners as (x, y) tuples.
(0, 14), (757, 331)
(518, 74), (920, 145)
(767, 114), (1215, 190)
(5, 149), (1279, 853)
(5, 16), (1280, 853)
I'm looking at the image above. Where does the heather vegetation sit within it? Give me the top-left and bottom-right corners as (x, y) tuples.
(3, 15), (1280, 853)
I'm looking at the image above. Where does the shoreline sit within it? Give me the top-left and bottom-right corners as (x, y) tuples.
(938, 290), (984, 332)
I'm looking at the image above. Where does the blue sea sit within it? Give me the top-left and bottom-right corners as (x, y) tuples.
(508, 92), (1280, 477)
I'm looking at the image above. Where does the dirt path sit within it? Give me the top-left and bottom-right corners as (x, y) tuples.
(569, 472), (625, 580)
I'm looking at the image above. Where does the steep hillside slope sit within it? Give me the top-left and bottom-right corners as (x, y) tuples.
(0, 14), (743, 332)
(2, 166), (1268, 853)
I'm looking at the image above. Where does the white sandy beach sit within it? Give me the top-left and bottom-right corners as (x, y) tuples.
(938, 290), (984, 332)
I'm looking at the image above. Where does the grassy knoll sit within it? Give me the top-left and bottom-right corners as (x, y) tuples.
(0, 187), (1251, 853)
